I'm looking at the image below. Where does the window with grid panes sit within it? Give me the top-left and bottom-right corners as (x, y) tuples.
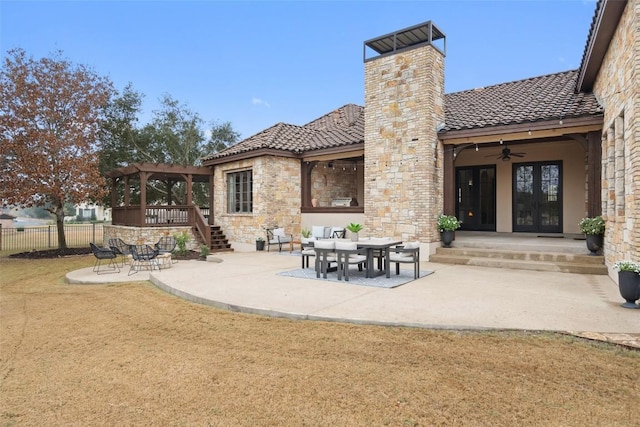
(227, 170), (253, 213)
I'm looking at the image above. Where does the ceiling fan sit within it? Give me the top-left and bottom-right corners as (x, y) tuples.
(485, 145), (526, 161)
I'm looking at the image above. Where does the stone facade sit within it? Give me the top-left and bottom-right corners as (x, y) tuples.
(310, 161), (359, 207)
(592, 0), (639, 275)
(213, 156), (301, 245)
(364, 44), (445, 243)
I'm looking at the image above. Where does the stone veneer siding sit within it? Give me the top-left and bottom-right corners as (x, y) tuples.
(311, 162), (359, 207)
(103, 225), (198, 251)
(364, 44), (445, 243)
(592, 0), (639, 277)
(213, 156), (301, 244)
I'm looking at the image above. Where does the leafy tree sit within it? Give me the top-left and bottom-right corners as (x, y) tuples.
(100, 92), (241, 207)
(203, 120), (240, 157)
(0, 48), (114, 248)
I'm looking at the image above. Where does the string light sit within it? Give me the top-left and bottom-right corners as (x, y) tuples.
(475, 144), (479, 152)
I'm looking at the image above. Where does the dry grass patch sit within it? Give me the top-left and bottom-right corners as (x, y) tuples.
(1, 256), (638, 426)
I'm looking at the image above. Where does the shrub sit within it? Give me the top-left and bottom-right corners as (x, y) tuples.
(578, 216), (605, 235)
(437, 215), (462, 232)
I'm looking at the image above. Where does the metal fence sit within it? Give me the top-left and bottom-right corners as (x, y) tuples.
(0, 223), (104, 255)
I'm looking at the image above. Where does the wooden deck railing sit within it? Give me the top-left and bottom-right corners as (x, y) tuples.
(193, 206), (211, 248)
(112, 205), (208, 228)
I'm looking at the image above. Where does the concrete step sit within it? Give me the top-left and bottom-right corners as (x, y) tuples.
(430, 247), (607, 275)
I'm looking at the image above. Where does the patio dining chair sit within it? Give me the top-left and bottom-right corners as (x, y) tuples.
(90, 242), (119, 275)
(335, 241), (367, 281)
(313, 240), (338, 279)
(301, 240), (316, 268)
(388, 241), (421, 279)
(108, 237), (132, 267)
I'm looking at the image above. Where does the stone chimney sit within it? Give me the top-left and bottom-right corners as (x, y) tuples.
(363, 21), (446, 243)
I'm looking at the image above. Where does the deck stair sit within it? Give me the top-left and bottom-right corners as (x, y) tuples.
(429, 233), (607, 275)
(207, 225), (233, 253)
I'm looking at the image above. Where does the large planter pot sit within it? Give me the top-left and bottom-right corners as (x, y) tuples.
(618, 271), (640, 309)
(585, 234), (603, 255)
(440, 230), (455, 248)
(256, 240), (265, 251)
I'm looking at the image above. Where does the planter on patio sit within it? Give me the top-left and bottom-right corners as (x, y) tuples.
(618, 271), (640, 309)
(440, 230), (454, 248)
(256, 239), (265, 251)
(585, 234), (604, 256)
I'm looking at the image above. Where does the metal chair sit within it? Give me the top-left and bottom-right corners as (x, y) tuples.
(313, 240), (338, 279)
(335, 241), (367, 281)
(128, 244), (161, 276)
(90, 243), (119, 275)
(108, 237), (132, 267)
(155, 236), (177, 263)
(265, 227), (293, 252)
(388, 242), (421, 279)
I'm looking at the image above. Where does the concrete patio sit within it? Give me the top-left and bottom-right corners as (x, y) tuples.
(66, 247), (640, 349)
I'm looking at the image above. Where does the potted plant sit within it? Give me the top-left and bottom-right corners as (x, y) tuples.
(346, 223), (363, 242)
(301, 228), (313, 245)
(578, 216), (605, 255)
(437, 215), (461, 248)
(613, 260), (640, 309)
(256, 236), (265, 251)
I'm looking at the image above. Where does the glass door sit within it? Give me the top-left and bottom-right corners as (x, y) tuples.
(456, 166), (496, 231)
(513, 161), (562, 233)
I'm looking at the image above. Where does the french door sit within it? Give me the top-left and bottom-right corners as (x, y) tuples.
(456, 166), (496, 231)
(513, 161), (562, 233)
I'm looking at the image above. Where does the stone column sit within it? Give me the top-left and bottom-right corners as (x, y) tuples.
(364, 39), (445, 242)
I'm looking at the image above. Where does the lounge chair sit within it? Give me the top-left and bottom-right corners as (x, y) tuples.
(90, 242), (119, 275)
(265, 227), (293, 252)
(108, 237), (131, 267)
(128, 244), (161, 276)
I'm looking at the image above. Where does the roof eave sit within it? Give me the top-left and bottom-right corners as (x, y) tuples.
(439, 115), (604, 144)
(576, 0), (627, 92)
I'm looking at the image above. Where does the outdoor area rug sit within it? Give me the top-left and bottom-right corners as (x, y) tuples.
(277, 267), (433, 289)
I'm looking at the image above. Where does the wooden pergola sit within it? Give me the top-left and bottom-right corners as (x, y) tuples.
(106, 162), (214, 245)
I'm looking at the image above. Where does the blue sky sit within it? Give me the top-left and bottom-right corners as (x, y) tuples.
(1, 0), (597, 140)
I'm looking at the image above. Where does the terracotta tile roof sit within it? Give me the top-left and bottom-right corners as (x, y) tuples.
(205, 71), (602, 161)
(442, 70), (603, 132)
(203, 104), (364, 161)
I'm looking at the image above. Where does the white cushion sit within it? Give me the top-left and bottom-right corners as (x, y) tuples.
(403, 241), (420, 249)
(346, 254), (367, 263)
(314, 240), (335, 250)
(335, 241), (357, 251)
(312, 226), (326, 239)
(273, 227), (286, 237)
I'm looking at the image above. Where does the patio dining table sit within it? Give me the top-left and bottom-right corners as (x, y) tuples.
(355, 239), (403, 278)
(311, 238), (402, 279)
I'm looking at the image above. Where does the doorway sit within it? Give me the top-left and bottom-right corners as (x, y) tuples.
(513, 161), (562, 233)
(456, 166), (496, 231)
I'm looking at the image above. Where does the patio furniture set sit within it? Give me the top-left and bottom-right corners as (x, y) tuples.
(301, 233), (421, 282)
(90, 236), (177, 276)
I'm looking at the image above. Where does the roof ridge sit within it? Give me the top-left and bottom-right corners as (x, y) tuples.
(446, 69), (578, 96)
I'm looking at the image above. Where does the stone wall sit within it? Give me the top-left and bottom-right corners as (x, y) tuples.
(213, 156), (301, 244)
(104, 225), (198, 251)
(364, 43), (445, 243)
(592, 0), (639, 277)
(310, 161), (359, 207)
